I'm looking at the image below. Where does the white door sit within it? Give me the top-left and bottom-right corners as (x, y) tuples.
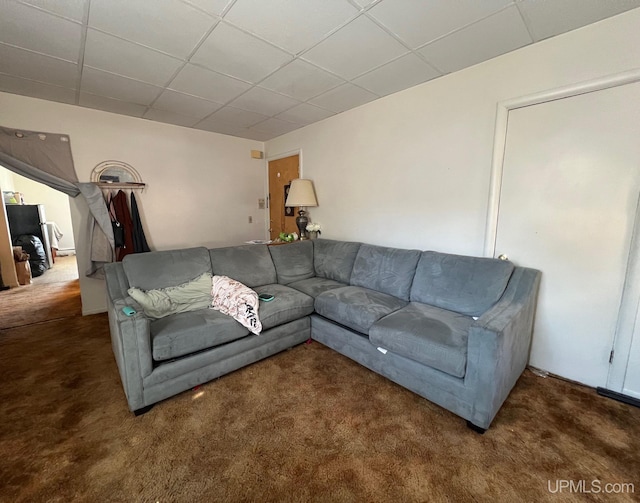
(494, 81), (640, 388)
(622, 312), (640, 398)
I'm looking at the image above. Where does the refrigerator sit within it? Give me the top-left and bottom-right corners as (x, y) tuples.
(6, 204), (53, 268)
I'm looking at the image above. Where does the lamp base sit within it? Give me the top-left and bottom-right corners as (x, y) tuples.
(296, 209), (309, 240)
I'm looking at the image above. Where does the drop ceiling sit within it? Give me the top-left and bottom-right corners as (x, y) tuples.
(1, 0), (639, 141)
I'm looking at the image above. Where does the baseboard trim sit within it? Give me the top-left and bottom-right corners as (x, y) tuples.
(82, 307), (107, 316)
(596, 387), (640, 408)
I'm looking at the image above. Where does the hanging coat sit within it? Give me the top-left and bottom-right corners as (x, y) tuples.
(78, 183), (115, 279)
(131, 192), (150, 253)
(112, 190), (135, 261)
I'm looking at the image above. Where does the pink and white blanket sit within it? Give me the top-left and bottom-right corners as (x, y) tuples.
(211, 275), (262, 335)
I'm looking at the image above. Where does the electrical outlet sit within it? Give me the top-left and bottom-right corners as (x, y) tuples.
(248, 216), (253, 224)
(258, 198), (265, 209)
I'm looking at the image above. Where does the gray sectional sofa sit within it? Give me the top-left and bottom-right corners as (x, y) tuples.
(104, 239), (540, 431)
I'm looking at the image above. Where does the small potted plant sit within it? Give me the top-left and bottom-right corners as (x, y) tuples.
(278, 232), (299, 243)
(306, 223), (321, 240)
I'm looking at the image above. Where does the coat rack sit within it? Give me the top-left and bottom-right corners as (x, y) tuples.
(91, 160), (146, 190)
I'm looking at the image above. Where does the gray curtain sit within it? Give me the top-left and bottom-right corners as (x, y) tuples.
(0, 124), (115, 278)
(0, 126), (79, 194)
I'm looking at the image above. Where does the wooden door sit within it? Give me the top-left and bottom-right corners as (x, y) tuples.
(268, 155), (299, 240)
(494, 82), (640, 388)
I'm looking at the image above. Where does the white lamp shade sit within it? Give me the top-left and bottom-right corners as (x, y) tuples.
(285, 179), (318, 207)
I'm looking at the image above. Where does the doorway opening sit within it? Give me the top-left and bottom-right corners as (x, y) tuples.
(268, 154), (300, 241)
(1, 164), (79, 297)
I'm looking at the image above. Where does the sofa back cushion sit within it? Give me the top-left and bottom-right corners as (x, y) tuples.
(268, 240), (314, 285)
(411, 251), (515, 317)
(313, 239), (361, 283)
(123, 247), (212, 290)
(350, 244), (421, 301)
(209, 244), (277, 287)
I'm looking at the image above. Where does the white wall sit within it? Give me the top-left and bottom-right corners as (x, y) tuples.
(266, 9), (640, 256)
(0, 93), (266, 313)
(6, 170), (76, 250)
(0, 166), (15, 192)
(0, 168), (18, 286)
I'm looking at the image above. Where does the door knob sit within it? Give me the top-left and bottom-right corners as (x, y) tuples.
(498, 254), (509, 261)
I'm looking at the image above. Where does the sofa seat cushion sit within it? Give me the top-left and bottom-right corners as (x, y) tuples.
(151, 308), (249, 361)
(315, 286), (407, 334)
(369, 302), (473, 378)
(287, 277), (347, 298)
(253, 284), (314, 330)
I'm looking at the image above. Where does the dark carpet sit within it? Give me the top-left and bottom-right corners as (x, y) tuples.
(0, 290), (638, 501)
(0, 279), (81, 330)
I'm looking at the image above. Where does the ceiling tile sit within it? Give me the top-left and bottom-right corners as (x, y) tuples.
(258, 60), (344, 101)
(236, 129), (272, 141)
(0, 73), (76, 104)
(168, 64), (251, 103)
(276, 103), (335, 125)
(0, 44), (77, 89)
(152, 89), (222, 119)
(309, 83), (378, 113)
(144, 108), (200, 127)
(79, 92), (147, 117)
(302, 16), (408, 79)
(0, 2), (82, 61)
(193, 119), (244, 136)
(204, 107), (269, 128)
(180, 0), (232, 16)
(84, 30), (183, 86)
(19, 0), (88, 22)
(229, 87), (300, 116)
(518, 0), (640, 42)
(419, 6), (532, 74)
(368, 0), (512, 48)
(88, 0), (216, 59)
(250, 118), (301, 136)
(353, 53), (440, 96)
(81, 67), (163, 105)
(352, 0), (381, 7)
(191, 23), (292, 83)
(224, 0), (358, 54)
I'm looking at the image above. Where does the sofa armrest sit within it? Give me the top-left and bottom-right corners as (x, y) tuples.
(465, 267), (541, 428)
(107, 293), (153, 412)
(104, 262), (131, 302)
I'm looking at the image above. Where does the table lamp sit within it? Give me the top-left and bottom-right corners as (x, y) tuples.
(285, 179), (318, 240)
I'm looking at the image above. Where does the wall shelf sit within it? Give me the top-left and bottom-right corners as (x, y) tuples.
(91, 160), (145, 190)
(95, 182), (146, 190)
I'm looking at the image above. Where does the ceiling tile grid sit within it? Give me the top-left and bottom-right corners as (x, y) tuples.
(1, 0), (639, 140)
(190, 22), (293, 83)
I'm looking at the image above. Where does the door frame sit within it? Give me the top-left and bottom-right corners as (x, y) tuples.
(483, 68), (640, 393)
(265, 149), (303, 238)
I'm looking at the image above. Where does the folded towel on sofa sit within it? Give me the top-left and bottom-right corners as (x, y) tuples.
(127, 272), (212, 319)
(211, 275), (262, 335)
